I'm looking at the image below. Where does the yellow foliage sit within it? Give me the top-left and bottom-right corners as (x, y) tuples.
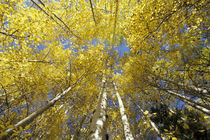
(172, 137), (177, 140)
(144, 110), (149, 115)
(0, 0), (208, 139)
(183, 123), (190, 129)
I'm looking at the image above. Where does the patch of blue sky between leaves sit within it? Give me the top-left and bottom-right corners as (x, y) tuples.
(114, 40), (130, 58)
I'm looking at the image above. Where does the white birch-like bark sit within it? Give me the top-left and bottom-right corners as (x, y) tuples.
(0, 74), (85, 140)
(162, 77), (209, 96)
(88, 79), (107, 140)
(166, 90), (210, 115)
(147, 78), (210, 115)
(150, 76), (210, 99)
(0, 87), (72, 140)
(113, 83), (134, 140)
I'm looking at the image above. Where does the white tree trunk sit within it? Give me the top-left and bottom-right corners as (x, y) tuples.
(147, 78), (210, 115)
(113, 83), (134, 140)
(1, 74), (85, 139)
(1, 87), (72, 139)
(88, 79), (107, 140)
(166, 90), (210, 115)
(150, 75), (210, 99)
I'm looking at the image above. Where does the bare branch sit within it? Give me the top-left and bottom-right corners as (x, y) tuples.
(89, 0), (96, 25)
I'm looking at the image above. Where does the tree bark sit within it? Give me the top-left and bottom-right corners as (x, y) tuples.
(0, 87), (72, 139)
(146, 79), (210, 115)
(113, 83), (134, 140)
(166, 90), (210, 115)
(88, 79), (107, 140)
(148, 75), (210, 100)
(0, 74), (85, 140)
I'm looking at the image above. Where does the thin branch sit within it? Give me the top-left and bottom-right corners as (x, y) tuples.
(31, 0), (80, 39)
(111, 0), (119, 47)
(0, 71), (87, 139)
(0, 82), (10, 122)
(89, 0), (96, 25)
(0, 31), (29, 39)
(0, 59), (54, 64)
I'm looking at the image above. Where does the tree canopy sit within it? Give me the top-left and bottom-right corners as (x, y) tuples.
(0, 0), (209, 139)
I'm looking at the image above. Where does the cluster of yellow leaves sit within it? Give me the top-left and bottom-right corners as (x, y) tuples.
(0, 0), (209, 139)
(119, 0), (209, 103)
(124, 0), (207, 54)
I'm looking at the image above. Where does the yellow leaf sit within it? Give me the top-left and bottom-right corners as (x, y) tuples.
(8, 125), (13, 129)
(199, 130), (205, 132)
(169, 126), (172, 130)
(144, 110), (149, 115)
(204, 116), (209, 119)
(183, 123), (190, 129)
(112, 112), (118, 119)
(25, 125), (30, 130)
(0, 132), (8, 136)
(0, 125), (5, 129)
(27, 133), (32, 137)
(12, 132), (18, 136)
(146, 123), (150, 128)
(172, 137), (177, 140)
(164, 129), (168, 132)
(19, 126), (23, 131)
(6, 121), (10, 125)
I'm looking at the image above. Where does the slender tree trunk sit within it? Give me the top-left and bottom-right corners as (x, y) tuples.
(1, 87), (72, 139)
(166, 90), (210, 115)
(0, 74), (85, 140)
(149, 75), (210, 100)
(161, 76), (209, 96)
(113, 83), (134, 140)
(147, 79), (210, 115)
(88, 79), (107, 140)
(134, 103), (166, 140)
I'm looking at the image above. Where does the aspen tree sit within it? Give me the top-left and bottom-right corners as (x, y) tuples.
(113, 83), (134, 140)
(88, 78), (107, 140)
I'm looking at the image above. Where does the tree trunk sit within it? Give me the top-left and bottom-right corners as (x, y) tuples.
(88, 79), (107, 140)
(149, 75), (210, 100)
(1, 87), (72, 140)
(166, 90), (210, 115)
(0, 74), (85, 140)
(113, 83), (134, 140)
(135, 103), (166, 140)
(147, 79), (210, 115)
